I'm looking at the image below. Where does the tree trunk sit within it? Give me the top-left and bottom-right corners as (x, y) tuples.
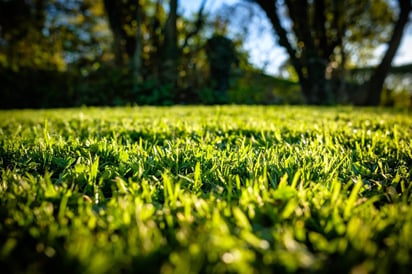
(131, 0), (143, 85)
(103, 0), (124, 66)
(362, 0), (411, 106)
(304, 58), (333, 105)
(161, 0), (178, 86)
(255, 0), (334, 105)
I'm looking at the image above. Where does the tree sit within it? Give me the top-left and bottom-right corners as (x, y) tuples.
(206, 35), (238, 99)
(0, 0), (56, 70)
(103, 0), (141, 67)
(102, 0), (210, 99)
(0, 0), (111, 71)
(161, 0), (178, 85)
(362, 0), (412, 105)
(252, 0), (412, 105)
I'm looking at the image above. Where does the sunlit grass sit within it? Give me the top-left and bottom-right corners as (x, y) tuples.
(0, 106), (411, 273)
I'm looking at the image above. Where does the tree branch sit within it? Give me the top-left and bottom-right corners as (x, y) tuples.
(254, 0), (305, 83)
(313, 0), (328, 58)
(181, 0), (207, 50)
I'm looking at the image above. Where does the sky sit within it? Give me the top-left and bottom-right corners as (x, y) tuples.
(180, 0), (412, 76)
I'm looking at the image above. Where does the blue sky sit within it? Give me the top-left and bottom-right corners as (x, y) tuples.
(180, 0), (412, 75)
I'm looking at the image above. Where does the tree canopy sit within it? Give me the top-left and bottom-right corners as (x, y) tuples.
(0, 0), (411, 107)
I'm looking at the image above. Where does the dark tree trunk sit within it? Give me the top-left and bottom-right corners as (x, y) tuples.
(304, 59), (332, 105)
(148, 0), (163, 80)
(103, 0), (124, 66)
(161, 0), (178, 85)
(255, 0), (335, 105)
(103, 0), (141, 67)
(131, 0), (143, 84)
(362, 0), (412, 106)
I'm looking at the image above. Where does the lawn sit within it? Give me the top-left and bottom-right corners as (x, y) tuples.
(0, 106), (411, 274)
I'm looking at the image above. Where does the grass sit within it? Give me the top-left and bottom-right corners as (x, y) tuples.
(0, 106), (411, 274)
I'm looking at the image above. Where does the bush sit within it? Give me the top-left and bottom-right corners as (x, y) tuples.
(0, 68), (75, 109)
(229, 72), (304, 104)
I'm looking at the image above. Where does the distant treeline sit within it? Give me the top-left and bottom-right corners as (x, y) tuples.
(2, 63), (411, 109)
(0, 66), (305, 109)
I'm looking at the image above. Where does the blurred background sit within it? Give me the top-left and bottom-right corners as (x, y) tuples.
(0, 0), (411, 108)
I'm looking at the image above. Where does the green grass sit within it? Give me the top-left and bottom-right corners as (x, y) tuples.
(0, 106), (411, 274)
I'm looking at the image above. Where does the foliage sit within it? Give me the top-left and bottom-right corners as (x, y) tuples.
(0, 65), (174, 108)
(0, 68), (76, 109)
(0, 60), (301, 107)
(1, 106), (412, 273)
(0, 0), (110, 71)
(0, 0), (250, 106)
(206, 35), (238, 97)
(229, 71), (304, 104)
